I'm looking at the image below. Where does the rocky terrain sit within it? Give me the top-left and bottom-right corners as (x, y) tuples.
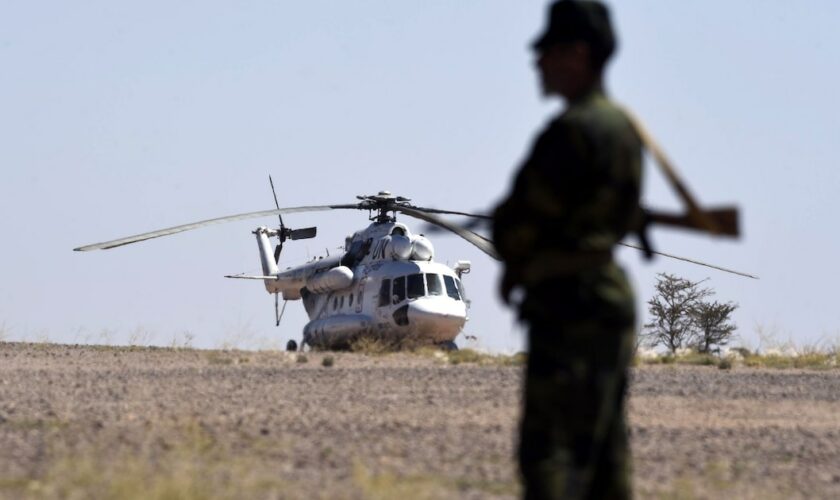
(0, 342), (838, 499)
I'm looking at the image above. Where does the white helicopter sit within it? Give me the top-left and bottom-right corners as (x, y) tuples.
(75, 188), (501, 351)
(75, 183), (755, 351)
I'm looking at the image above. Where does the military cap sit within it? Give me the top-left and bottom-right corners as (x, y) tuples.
(532, 0), (616, 64)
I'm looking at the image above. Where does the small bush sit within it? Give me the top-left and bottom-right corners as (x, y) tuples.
(677, 352), (718, 366)
(205, 353), (233, 365)
(349, 333), (425, 354)
(718, 358), (733, 370)
(349, 336), (395, 355)
(296, 354), (308, 364)
(444, 349), (525, 366)
(731, 347), (752, 358)
(322, 355), (335, 367)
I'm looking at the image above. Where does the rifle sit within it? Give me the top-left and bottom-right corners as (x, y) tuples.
(621, 106), (740, 238)
(646, 206), (738, 237)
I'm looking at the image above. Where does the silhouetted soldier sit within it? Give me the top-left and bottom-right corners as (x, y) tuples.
(493, 1), (641, 498)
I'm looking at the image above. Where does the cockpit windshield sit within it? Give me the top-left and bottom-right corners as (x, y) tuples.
(443, 275), (461, 300)
(426, 274), (443, 296)
(380, 273), (462, 306)
(407, 274), (425, 299)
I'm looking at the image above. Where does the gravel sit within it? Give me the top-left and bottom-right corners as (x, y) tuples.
(0, 343), (838, 499)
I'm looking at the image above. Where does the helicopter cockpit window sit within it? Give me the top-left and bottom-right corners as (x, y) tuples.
(443, 275), (461, 301)
(378, 279), (391, 306)
(391, 227), (405, 236)
(393, 276), (406, 304)
(407, 273), (425, 299)
(425, 274), (443, 296)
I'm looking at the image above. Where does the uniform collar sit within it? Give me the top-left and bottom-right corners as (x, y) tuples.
(567, 83), (606, 107)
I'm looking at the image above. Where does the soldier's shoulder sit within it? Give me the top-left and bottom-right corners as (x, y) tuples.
(559, 95), (634, 135)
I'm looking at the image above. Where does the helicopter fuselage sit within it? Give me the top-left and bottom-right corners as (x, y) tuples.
(253, 220), (470, 349)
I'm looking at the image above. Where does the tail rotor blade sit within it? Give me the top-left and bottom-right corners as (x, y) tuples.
(275, 295), (288, 327)
(275, 293), (280, 326)
(289, 227), (317, 240)
(269, 175), (283, 228)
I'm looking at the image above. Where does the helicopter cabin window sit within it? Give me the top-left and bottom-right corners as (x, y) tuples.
(425, 274), (443, 296)
(349, 293), (354, 307)
(407, 273), (425, 299)
(391, 227), (405, 236)
(378, 279), (391, 306)
(333, 297), (338, 310)
(393, 276), (406, 304)
(443, 275), (461, 301)
(340, 296), (344, 308)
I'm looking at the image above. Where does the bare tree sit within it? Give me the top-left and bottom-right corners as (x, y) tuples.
(692, 300), (738, 354)
(642, 273), (711, 354)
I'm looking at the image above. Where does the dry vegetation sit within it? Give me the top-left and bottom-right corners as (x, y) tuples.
(1, 341), (839, 499)
(637, 346), (840, 370)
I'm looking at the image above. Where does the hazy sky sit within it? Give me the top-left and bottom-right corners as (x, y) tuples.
(2, 1), (838, 352)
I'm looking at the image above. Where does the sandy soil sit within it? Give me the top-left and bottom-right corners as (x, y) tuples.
(0, 342), (838, 499)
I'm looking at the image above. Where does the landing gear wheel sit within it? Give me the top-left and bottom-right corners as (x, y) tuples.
(286, 340), (298, 352)
(438, 341), (458, 352)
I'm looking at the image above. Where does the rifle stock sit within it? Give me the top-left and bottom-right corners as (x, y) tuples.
(646, 206), (740, 237)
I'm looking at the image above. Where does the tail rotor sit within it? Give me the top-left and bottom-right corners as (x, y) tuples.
(268, 175), (317, 265)
(268, 175), (286, 263)
(267, 175), (316, 336)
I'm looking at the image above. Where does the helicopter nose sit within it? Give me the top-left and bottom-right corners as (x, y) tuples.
(407, 297), (467, 340)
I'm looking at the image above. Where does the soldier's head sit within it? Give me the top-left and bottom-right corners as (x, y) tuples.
(532, 0), (616, 99)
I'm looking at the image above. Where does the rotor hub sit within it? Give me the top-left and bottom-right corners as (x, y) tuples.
(354, 191), (413, 222)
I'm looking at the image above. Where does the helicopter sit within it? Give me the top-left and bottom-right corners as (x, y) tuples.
(75, 188), (500, 351)
(75, 184), (754, 351)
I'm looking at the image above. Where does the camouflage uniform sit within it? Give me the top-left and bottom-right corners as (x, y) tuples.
(494, 83), (642, 499)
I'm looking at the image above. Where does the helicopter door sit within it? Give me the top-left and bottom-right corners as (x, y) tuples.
(378, 279), (391, 307)
(355, 282), (364, 313)
(374, 278), (393, 323)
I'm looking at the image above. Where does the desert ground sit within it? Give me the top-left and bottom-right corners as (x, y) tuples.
(1, 342), (839, 499)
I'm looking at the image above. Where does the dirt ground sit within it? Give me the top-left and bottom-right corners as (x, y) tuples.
(1, 343), (839, 499)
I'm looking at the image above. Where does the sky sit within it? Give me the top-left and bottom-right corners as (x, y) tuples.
(1, 1), (838, 352)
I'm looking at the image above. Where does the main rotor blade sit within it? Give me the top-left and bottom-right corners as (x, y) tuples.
(407, 205), (492, 220)
(416, 216), (757, 278)
(395, 206), (500, 260)
(420, 214), (757, 279)
(225, 274), (278, 280)
(74, 204), (358, 251)
(618, 242), (759, 279)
